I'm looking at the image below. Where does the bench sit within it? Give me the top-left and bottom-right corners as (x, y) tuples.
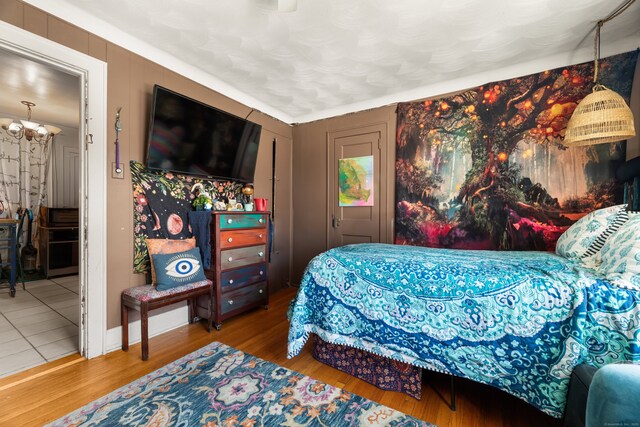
(121, 279), (214, 360)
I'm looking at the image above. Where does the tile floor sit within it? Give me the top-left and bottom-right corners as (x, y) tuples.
(0, 275), (79, 378)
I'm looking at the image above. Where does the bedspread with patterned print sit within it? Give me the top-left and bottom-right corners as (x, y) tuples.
(287, 243), (640, 418)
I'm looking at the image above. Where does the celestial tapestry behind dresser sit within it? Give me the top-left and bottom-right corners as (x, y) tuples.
(130, 161), (243, 273)
(395, 50), (639, 251)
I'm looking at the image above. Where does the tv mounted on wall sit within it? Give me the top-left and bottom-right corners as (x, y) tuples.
(145, 85), (261, 182)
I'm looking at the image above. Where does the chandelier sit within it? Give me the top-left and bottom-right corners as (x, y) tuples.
(0, 100), (61, 143)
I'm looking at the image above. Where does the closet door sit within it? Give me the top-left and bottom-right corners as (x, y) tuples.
(62, 145), (80, 208)
(53, 139), (80, 208)
(253, 131), (292, 292)
(328, 124), (385, 248)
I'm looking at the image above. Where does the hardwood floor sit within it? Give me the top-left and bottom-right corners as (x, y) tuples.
(0, 287), (563, 427)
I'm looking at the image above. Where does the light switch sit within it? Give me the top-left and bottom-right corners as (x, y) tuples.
(112, 163), (124, 179)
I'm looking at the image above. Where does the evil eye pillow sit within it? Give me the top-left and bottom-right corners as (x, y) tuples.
(152, 247), (207, 291)
(146, 237), (196, 285)
(555, 204), (627, 261)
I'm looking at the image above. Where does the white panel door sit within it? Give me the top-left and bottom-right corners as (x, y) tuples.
(328, 124), (385, 248)
(62, 145), (80, 208)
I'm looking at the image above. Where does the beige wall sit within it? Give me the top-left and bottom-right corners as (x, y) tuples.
(291, 106), (397, 283)
(0, 0), (293, 329)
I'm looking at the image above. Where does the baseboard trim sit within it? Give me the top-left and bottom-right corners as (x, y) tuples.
(105, 306), (189, 353)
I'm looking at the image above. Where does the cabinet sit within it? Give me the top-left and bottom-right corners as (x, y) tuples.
(200, 211), (269, 329)
(39, 225), (79, 278)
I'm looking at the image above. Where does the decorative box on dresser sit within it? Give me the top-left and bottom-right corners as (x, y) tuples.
(202, 211), (269, 330)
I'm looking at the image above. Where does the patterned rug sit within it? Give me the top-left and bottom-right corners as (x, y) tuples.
(47, 342), (435, 426)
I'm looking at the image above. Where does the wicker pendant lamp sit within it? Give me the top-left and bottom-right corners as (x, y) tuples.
(563, 0), (636, 147)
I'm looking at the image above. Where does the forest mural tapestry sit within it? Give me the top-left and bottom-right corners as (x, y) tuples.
(395, 50), (639, 251)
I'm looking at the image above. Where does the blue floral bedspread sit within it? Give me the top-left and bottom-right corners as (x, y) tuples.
(287, 243), (640, 418)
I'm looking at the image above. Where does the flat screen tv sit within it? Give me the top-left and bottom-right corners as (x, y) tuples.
(145, 85), (261, 182)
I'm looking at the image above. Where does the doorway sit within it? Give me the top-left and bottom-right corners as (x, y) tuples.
(0, 21), (107, 368)
(327, 124), (386, 248)
(0, 46), (81, 377)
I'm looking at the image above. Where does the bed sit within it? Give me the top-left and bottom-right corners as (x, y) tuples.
(287, 241), (640, 418)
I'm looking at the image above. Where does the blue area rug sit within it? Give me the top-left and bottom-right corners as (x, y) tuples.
(47, 342), (435, 426)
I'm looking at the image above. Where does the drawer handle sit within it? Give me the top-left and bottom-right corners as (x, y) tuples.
(259, 218), (264, 223)
(228, 300), (233, 305)
(228, 257), (233, 262)
(259, 289), (263, 294)
(227, 218), (233, 224)
(229, 279), (234, 285)
(259, 270), (264, 276)
(258, 251), (264, 257)
(258, 234), (263, 238)
(227, 237), (233, 243)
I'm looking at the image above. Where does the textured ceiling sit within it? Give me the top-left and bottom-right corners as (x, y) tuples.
(21, 0), (640, 123)
(0, 48), (80, 128)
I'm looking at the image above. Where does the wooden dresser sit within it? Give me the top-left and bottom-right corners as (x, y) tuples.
(202, 211), (269, 329)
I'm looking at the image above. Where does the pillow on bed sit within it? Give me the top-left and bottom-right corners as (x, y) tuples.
(555, 204), (627, 261)
(597, 213), (640, 290)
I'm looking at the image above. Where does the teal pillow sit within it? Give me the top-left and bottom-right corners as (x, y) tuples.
(152, 247), (207, 291)
(586, 364), (640, 426)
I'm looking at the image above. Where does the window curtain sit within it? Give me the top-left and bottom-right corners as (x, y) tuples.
(0, 135), (52, 250)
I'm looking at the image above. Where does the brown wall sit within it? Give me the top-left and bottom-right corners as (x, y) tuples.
(0, 0), (293, 329)
(626, 57), (640, 159)
(291, 106), (397, 283)
(3, 0), (639, 327)
(291, 72), (640, 283)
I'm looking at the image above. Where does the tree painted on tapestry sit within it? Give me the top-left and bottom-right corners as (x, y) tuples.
(395, 50), (638, 251)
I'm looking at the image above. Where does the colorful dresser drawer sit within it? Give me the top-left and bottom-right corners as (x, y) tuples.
(221, 282), (267, 315)
(220, 245), (266, 270)
(220, 263), (266, 291)
(219, 214), (267, 230)
(219, 229), (267, 249)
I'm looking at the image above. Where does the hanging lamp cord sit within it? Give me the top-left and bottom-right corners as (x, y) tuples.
(593, 0), (636, 83)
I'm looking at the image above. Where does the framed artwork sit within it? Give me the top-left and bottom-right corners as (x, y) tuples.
(339, 155), (374, 207)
